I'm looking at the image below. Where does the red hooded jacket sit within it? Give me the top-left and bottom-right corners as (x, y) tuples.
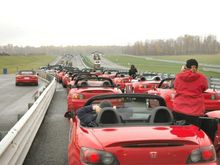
(173, 69), (208, 116)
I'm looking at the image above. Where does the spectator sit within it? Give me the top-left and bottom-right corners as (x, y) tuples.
(172, 59), (208, 126)
(129, 65), (138, 78)
(76, 100), (113, 127)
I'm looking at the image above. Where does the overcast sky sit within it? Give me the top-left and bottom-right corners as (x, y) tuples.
(0, 0), (219, 46)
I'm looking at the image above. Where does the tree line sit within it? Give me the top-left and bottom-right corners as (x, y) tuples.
(123, 35), (220, 55)
(0, 35), (219, 56)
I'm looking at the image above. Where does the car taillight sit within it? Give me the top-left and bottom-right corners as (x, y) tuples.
(80, 147), (118, 165)
(32, 76), (38, 79)
(16, 75), (22, 79)
(186, 145), (216, 164)
(72, 93), (84, 99)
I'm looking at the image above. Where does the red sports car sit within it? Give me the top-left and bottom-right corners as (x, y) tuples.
(15, 70), (38, 86)
(66, 73), (98, 93)
(112, 71), (132, 93)
(67, 77), (122, 112)
(55, 70), (65, 83)
(98, 69), (120, 79)
(124, 73), (163, 94)
(65, 93), (218, 165)
(147, 78), (220, 111)
(90, 67), (104, 76)
(62, 72), (74, 88)
(205, 110), (220, 157)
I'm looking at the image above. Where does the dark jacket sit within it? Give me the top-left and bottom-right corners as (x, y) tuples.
(129, 67), (137, 78)
(76, 105), (98, 127)
(173, 69), (208, 116)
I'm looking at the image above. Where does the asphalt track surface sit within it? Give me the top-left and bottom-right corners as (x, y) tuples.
(0, 74), (47, 132)
(23, 83), (69, 165)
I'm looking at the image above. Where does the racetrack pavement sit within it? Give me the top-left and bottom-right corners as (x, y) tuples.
(23, 83), (69, 165)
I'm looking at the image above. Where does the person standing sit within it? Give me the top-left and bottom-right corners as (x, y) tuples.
(129, 64), (138, 78)
(172, 59), (208, 126)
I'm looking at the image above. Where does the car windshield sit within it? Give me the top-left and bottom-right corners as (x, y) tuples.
(141, 73), (159, 80)
(19, 71), (36, 75)
(103, 70), (118, 74)
(85, 94), (173, 127)
(76, 78), (113, 87)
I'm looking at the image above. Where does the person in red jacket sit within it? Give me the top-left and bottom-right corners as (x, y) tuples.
(173, 59), (208, 126)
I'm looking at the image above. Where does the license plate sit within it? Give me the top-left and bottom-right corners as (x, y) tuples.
(24, 77), (30, 80)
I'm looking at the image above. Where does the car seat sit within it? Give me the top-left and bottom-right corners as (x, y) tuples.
(140, 77), (146, 81)
(81, 81), (88, 87)
(103, 81), (111, 87)
(149, 106), (174, 125)
(96, 107), (121, 124)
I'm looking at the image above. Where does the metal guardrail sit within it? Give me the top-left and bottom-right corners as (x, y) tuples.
(209, 77), (220, 90)
(0, 73), (56, 165)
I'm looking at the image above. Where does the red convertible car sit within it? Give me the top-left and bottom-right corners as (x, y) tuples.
(65, 93), (219, 165)
(147, 78), (220, 111)
(55, 69), (65, 83)
(98, 69), (120, 79)
(67, 77), (122, 112)
(15, 70), (38, 86)
(66, 73), (98, 93)
(124, 73), (162, 94)
(112, 71), (132, 93)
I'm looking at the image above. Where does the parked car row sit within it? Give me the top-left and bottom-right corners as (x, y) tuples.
(48, 64), (220, 164)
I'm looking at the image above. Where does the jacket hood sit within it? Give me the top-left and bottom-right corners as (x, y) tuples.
(178, 70), (201, 82)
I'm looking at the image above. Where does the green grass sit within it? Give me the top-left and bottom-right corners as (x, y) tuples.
(81, 55), (94, 68)
(148, 54), (220, 65)
(0, 55), (56, 74)
(105, 54), (220, 78)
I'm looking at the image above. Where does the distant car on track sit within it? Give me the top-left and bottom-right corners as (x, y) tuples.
(15, 70), (38, 86)
(65, 93), (219, 165)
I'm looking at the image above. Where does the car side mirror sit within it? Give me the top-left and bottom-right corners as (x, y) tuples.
(64, 111), (75, 119)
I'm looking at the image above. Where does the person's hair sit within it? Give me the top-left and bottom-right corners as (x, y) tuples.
(186, 59), (198, 69)
(99, 100), (112, 108)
